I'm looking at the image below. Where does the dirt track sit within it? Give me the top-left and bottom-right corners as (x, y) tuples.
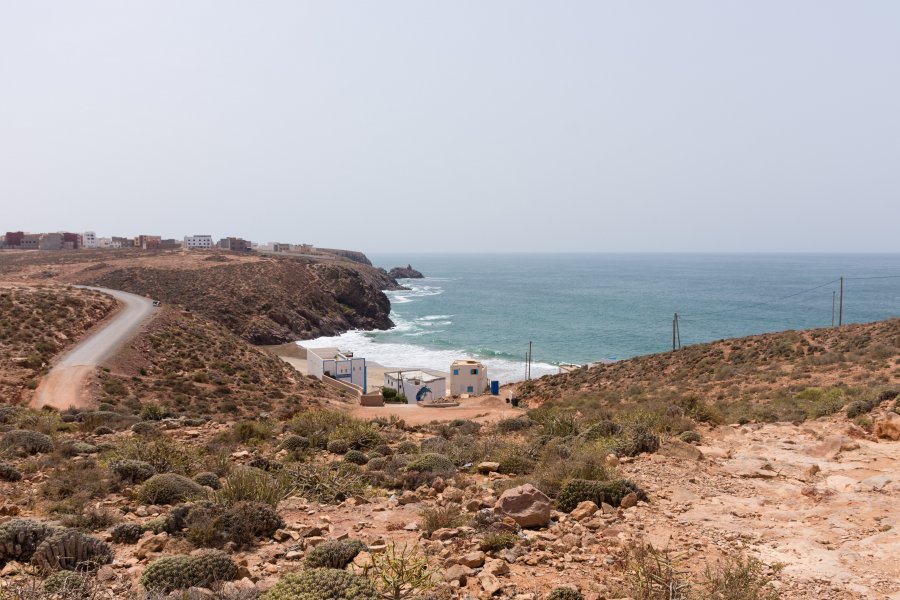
(32, 287), (156, 410)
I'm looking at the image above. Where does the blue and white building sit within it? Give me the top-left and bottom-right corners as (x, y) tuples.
(307, 347), (367, 390)
(383, 370), (447, 404)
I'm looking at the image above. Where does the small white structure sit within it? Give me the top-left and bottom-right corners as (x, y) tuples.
(81, 231), (97, 248)
(384, 370), (447, 404)
(449, 359), (488, 396)
(183, 235), (214, 249)
(307, 347), (366, 390)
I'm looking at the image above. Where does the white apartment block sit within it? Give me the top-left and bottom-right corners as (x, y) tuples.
(183, 235), (214, 249)
(81, 231), (97, 248)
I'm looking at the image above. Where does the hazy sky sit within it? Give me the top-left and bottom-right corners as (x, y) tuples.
(2, 2), (898, 252)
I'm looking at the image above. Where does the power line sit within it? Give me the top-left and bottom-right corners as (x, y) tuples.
(678, 278), (841, 321)
(845, 275), (900, 281)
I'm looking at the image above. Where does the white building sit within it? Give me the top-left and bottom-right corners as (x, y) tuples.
(183, 235), (214, 249)
(384, 370), (447, 404)
(81, 231), (97, 248)
(449, 359), (488, 396)
(307, 347), (366, 390)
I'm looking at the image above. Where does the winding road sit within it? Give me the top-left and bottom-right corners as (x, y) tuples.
(32, 287), (156, 410)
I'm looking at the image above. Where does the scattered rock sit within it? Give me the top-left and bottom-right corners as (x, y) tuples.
(875, 413), (900, 441)
(477, 462), (501, 474)
(569, 501), (599, 521)
(495, 484), (552, 528)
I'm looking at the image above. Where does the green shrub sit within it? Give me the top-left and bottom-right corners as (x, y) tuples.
(405, 453), (455, 474)
(581, 421), (621, 440)
(288, 410), (351, 449)
(230, 420), (272, 443)
(0, 463), (22, 482)
(0, 519), (57, 563)
(381, 386), (398, 399)
(1, 429), (52, 454)
(614, 425), (660, 457)
(138, 473), (206, 505)
(419, 504), (467, 536)
(31, 529), (112, 572)
(43, 570), (93, 597)
(679, 430), (701, 444)
(279, 434), (308, 451)
(330, 421), (384, 451)
(289, 462), (366, 504)
(547, 588), (584, 600)
(220, 501), (284, 547)
(110, 459), (157, 483)
(111, 437), (192, 475)
(327, 439), (350, 454)
(111, 522), (146, 544)
(496, 416), (534, 433)
(396, 440), (418, 454)
(701, 554), (781, 600)
(139, 550), (238, 592)
(131, 421), (158, 435)
(344, 449), (369, 465)
(367, 456), (387, 471)
(140, 405), (171, 421)
(261, 568), (379, 600)
(213, 466), (292, 508)
(93, 426), (114, 436)
(193, 471), (221, 489)
(305, 539), (367, 569)
(479, 532), (518, 552)
(557, 479), (647, 512)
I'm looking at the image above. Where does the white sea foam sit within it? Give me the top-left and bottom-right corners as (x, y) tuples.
(299, 329), (557, 384)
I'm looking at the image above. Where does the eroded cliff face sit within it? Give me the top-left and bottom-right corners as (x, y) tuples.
(389, 265), (424, 279)
(82, 255), (395, 344)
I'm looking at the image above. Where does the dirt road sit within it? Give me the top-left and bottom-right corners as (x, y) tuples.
(32, 287), (156, 410)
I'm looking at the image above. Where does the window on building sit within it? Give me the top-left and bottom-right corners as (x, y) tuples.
(470, 369), (478, 375)
(467, 386), (474, 393)
(453, 369), (459, 375)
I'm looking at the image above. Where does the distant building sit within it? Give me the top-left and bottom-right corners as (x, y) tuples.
(4, 232), (24, 248)
(272, 243), (291, 252)
(159, 238), (181, 249)
(111, 236), (134, 248)
(183, 235), (213, 249)
(61, 232), (79, 249)
(384, 370), (447, 404)
(38, 233), (63, 250)
(449, 359), (488, 396)
(137, 235), (162, 250)
(307, 347), (366, 390)
(81, 231), (97, 248)
(21, 234), (40, 249)
(218, 237), (252, 252)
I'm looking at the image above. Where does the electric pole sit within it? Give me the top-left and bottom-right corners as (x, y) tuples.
(831, 291), (835, 328)
(838, 276), (843, 327)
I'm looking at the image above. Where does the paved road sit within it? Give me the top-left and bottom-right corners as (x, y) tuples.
(32, 287), (156, 410)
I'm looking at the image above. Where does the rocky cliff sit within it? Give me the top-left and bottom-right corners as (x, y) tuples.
(389, 264), (424, 279)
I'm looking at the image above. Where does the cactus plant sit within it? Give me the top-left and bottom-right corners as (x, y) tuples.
(305, 539), (367, 569)
(678, 430), (701, 444)
(139, 550), (238, 592)
(557, 479), (647, 513)
(30, 529), (112, 572)
(43, 570), (93, 597)
(0, 519), (57, 564)
(613, 425), (660, 457)
(220, 501), (285, 547)
(279, 434), (308, 451)
(327, 439), (350, 454)
(344, 449), (369, 465)
(138, 473), (206, 505)
(261, 567), (379, 600)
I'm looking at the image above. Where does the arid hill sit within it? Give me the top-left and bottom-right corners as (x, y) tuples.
(96, 306), (347, 419)
(521, 319), (900, 422)
(0, 249), (399, 344)
(0, 285), (117, 404)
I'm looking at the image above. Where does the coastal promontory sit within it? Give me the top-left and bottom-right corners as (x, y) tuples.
(389, 264), (425, 279)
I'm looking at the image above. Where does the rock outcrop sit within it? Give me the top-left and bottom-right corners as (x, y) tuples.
(389, 265), (424, 279)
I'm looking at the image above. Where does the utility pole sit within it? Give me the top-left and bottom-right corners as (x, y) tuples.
(838, 276), (843, 327)
(673, 313), (680, 351)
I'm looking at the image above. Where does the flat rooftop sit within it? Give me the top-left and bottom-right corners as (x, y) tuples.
(384, 370), (445, 382)
(307, 347), (359, 361)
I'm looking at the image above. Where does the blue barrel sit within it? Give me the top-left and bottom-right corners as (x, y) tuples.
(490, 380), (500, 395)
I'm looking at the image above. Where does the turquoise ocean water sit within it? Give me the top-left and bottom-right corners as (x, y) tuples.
(304, 254), (900, 383)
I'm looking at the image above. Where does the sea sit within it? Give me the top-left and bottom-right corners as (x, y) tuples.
(302, 254), (900, 383)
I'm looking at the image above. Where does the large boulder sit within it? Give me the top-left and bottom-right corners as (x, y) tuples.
(874, 412), (900, 441)
(494, 484), (551, 528)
